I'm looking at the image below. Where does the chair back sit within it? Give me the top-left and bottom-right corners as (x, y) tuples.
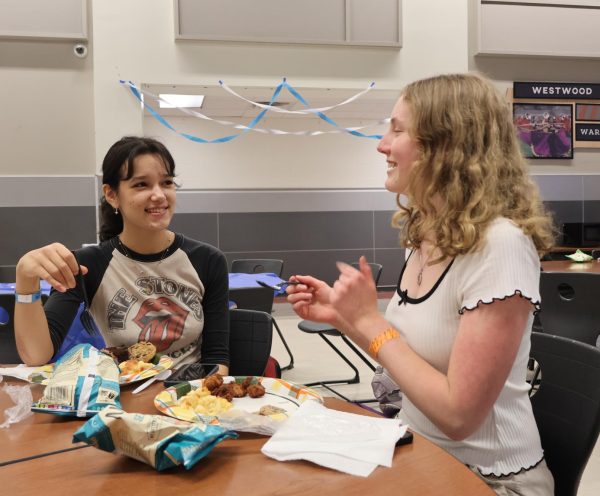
(529, 332), (600, 496)
(0, 265), (16, 282)
(0, 293), (46, 363)
(350, 262), (383, 286)
(229, 286), (274, 314)
(231, 259), (284, 277)
(538, 271), (600, 346)
(229, 309), (273, 376)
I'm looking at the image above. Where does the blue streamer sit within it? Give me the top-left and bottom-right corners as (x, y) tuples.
(281, 79), (382, 139)
(121, 79), (382, 143)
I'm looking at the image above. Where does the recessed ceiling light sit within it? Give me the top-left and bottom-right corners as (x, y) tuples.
(158, 94), (205, 108)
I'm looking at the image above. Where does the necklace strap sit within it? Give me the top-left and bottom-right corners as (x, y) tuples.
(117, 233), (174, 262)
(417, 248), (432, 286)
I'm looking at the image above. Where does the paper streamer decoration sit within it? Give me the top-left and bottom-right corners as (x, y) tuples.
(120, 79), (386, 143)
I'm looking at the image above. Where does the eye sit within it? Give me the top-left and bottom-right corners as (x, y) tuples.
(133, 182), (146, 188)
(162, 179), (176, 188)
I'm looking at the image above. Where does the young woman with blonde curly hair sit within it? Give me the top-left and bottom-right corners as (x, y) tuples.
(287, 73), (555, 495)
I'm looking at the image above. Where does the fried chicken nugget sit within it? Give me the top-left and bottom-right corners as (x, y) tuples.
(240, 376), (253, 392)
(204, 373), (224, 392)
(229, 383), (246, 398)
(246, 383), (266, 398)
(212, 385), (234, 402)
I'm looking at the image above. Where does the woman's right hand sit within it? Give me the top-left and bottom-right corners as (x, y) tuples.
(286, 275), (347, 329)
(16, 243), (87, 293)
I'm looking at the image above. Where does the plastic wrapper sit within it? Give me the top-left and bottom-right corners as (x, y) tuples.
(72, 406), (237, 470)
(0, 378), (34, 428)
(565, 249), (593, 263)
(32, 344), (121, 417)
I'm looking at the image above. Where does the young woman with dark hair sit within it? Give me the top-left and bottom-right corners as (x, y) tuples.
(15, 136), (229, 373)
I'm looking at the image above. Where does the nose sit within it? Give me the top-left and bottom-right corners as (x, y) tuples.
(377, 133), (390, 155)
(150, 184), (166, 200)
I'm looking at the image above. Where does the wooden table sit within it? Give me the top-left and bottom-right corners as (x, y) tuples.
(0, 379), (493, 496)
(542, 260), (600, 274)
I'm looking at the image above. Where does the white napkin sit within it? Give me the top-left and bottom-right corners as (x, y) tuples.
(261, 401), (406, 477)
(0, 364), (36, 382)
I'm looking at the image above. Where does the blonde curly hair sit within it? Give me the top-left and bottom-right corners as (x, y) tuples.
(392, 73), (555, 258)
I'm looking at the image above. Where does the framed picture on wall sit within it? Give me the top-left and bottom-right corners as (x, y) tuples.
(513, 103), (573, 159)
(576, 103), (600, 122)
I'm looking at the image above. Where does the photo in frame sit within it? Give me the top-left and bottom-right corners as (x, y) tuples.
(513, 103), (573, 159)
(576, 103), (600, 122)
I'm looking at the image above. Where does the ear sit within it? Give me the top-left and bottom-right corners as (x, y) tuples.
(103, 184), (118, 209)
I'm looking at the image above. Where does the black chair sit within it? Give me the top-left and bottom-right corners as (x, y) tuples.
(529, 332), (600, 496)
(0, 265), (16, 282)
(229, 286), (295, 371)
(0, 293), (48, 363)
(538, 271), (600, 347)
(231, 259), (284, 277)
(228, 309), (273, 376)
(298, 262), (383, 388)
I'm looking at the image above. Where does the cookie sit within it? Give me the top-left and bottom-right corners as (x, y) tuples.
(128, 341), (156, 363)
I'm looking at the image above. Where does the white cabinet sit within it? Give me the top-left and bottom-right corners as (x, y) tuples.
(174, 0), (401, 47)
(0, 0), (87, 40)
(475, 0), (600, 58)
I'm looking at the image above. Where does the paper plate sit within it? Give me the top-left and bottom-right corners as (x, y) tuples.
(118, 355), (174, 385)
(154, 376), (323, 435)
(27, 355), (173, 385)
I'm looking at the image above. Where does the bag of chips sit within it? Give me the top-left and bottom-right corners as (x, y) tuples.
(73, 406), (237, 470)
(32, 344), (121, 417)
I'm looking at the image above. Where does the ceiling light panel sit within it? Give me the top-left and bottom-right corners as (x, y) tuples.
(158, 94), (205, 108)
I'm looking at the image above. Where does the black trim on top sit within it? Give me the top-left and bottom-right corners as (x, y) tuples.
(396, 249), (455, 306)
(473, 454), (546, 478)
(111, 233), (183, 262)
(459, 290), (541, 316)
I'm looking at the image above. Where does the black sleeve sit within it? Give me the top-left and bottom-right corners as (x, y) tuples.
(186, 240), (230, 366)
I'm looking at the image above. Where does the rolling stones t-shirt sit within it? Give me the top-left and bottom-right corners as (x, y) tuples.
(44, 234), (229, 366)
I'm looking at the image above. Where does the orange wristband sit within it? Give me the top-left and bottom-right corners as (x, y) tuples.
(368, 327), (400, 358)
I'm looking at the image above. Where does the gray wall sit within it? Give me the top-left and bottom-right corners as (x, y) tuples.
(3, 172), (600, 288)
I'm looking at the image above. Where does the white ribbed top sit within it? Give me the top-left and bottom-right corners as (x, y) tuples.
(386, 217), (544, 476)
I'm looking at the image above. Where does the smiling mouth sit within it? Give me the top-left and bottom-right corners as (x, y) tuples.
(387, 162), (397, 172)
(146, 206), (168, 214)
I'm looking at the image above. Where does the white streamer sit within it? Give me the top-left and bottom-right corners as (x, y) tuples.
(219, 80), (376, 115)
(126, 82), (389, 136)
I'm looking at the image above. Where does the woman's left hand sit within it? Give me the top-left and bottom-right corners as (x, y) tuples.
(329, 256), (382, 335)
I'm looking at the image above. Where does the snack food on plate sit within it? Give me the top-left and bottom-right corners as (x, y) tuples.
(119, 359), (154, 376)
(100, 345), (129, 363)
(175, 375), (266, 415)
(128, 341), (157, 362)
(207, 374), (266, 401)
(72, 406), (237, 471)
(204, 373), (224, 391)
(179, 387), (233, 416)
(247, 383), (266, 398)
(258, 405), (287, 417)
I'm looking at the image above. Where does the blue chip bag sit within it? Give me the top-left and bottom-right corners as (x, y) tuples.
(32, 344), (121, 417)
(73, 406), (237, 470)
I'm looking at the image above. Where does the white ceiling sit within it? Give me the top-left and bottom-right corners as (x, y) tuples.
(141, 83), (398, 121)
